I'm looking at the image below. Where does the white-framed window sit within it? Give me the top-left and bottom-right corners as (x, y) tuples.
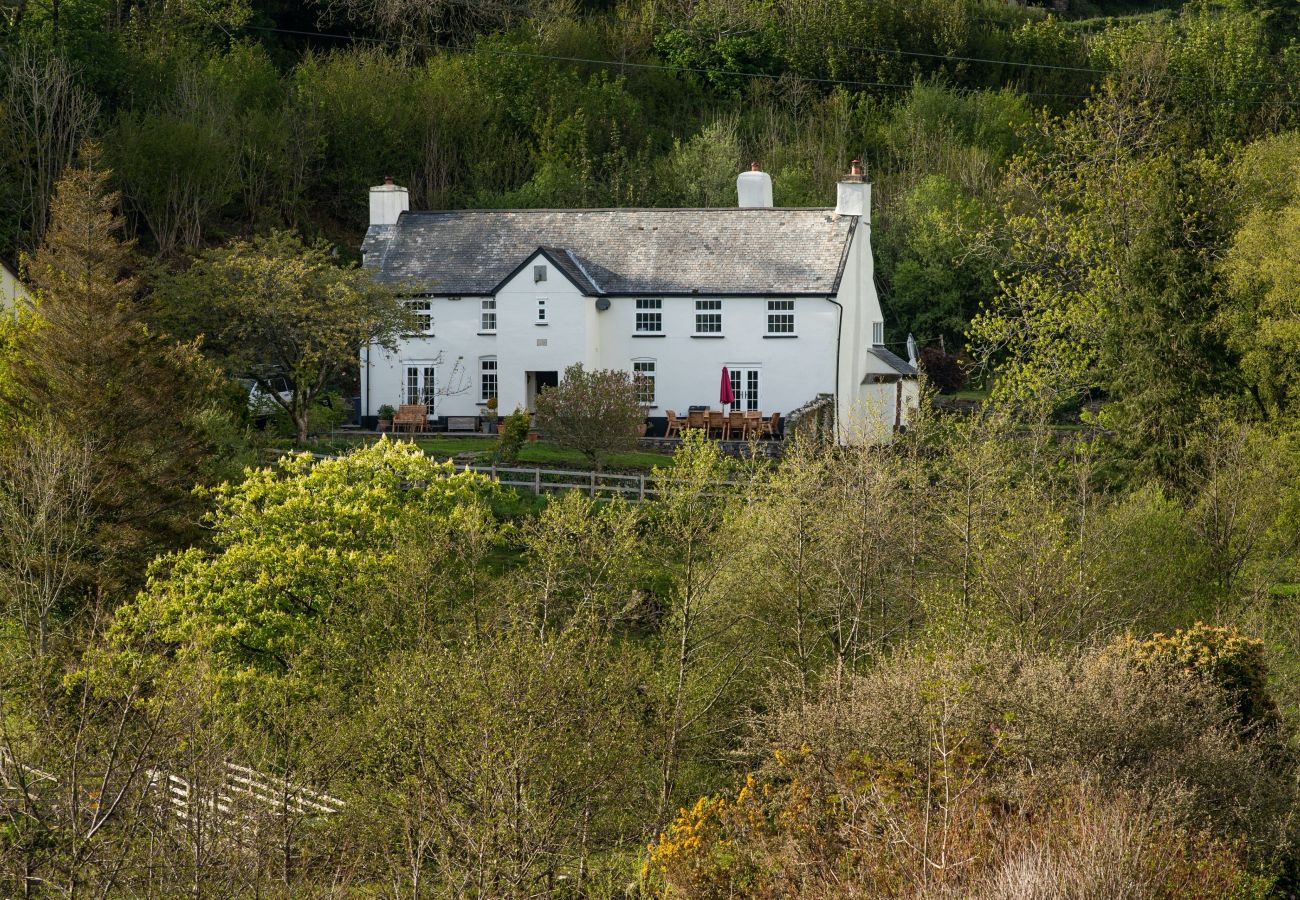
(480, 357), (498, 403)
(635, 298), (662, 333)
(404, 365), (436, 411)
(767, 299), (795, 335)
(534, 264), (547, 283)
(480, 298), (497, 333)
(872, 321), (884, 345)
(695, 299), (722, 334)
(405, 298), (433, 334)
(632, 359), (656, 404)
(727, 366), (760, 412)
(536, 297), (548, 324)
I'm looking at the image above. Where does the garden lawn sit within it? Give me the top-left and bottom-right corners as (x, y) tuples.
(283, 435), (674, 472)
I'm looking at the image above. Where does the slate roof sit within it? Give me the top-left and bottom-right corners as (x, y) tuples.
(864, 345), (918, 378)
(362, 208), (856, 297)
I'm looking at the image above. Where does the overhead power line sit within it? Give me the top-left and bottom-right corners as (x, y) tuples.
(242, 24), (1299, 109)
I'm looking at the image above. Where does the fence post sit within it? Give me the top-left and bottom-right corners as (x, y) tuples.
(534, 468), (541, 495)
(589, 471), (596, 497)
(490, 462), (497, 481)
(639, 474), (646, 501)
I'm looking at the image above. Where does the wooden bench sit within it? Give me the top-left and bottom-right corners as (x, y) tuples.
(445, 415), (479, 433)
(393, 404), (427, 433)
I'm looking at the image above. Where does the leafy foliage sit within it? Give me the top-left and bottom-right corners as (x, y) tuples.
(157, 229), (410, 443)
(534, 363), (644, 469)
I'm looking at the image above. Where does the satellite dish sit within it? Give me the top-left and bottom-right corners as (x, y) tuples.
(595, 297), (611, 311)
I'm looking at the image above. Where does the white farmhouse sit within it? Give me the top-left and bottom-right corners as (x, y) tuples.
(359, 164), (917, 442)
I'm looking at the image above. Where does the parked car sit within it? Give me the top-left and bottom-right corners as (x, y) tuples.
(239, 374), (294, 426)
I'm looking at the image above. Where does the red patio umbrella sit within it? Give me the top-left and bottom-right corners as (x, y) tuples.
(720, 367), (735, 406)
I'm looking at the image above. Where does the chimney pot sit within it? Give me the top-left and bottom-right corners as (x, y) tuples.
(750, 161), (760, 171)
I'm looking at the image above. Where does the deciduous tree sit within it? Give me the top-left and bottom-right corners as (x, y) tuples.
(159, 229), (410, 444)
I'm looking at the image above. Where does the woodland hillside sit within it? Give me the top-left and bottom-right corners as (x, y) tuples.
(3, 0), (1300, 896)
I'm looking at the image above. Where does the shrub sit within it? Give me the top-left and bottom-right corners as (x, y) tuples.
(643, 753), (1270, 899)
(919, 344), (968, 393)
(1113, 622), (1279, 730)
(746, 643), (1296, 874)
(533, 363), (642, 469)
(498, 406), (531, 464)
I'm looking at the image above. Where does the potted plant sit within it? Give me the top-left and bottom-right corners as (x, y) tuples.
(377, 404), (395, 433)
(484, 396), (499, 434)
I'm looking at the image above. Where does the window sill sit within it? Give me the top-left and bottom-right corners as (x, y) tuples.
(691, 334), (725, 339)
(477, 331), (497, 336)
(632, 333), (666, 338)
(763, 334), (798, 339)
(535, 323), (549, 327)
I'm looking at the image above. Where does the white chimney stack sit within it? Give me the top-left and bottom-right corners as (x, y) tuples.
(369, 176), (409, 226)
(736, 162), (773, 208)
(835, 159), (870, 220)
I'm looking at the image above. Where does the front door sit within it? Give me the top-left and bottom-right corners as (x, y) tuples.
(525, 370), (560, 411)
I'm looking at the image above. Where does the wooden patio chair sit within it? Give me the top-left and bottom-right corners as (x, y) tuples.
(664, 410), (683, 439)
(764, 412), (781, 439)
(727, 410), (746, 440)
(743, 410), (763, 438)
(707, 410), (726, 439)
(393, 404), (427, 434)
(686, 409), (706, 432)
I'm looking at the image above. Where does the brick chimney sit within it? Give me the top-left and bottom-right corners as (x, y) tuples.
(369, 176), (409, 226)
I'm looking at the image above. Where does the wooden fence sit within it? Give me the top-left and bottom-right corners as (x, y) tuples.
(462, 463), (724, 500)
(265, 450), (755, 502)
(151, 762), (345, 826)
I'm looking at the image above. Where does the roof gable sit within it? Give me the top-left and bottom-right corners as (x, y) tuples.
(363, 208), (856, 297)
(492, 246), (602, 296)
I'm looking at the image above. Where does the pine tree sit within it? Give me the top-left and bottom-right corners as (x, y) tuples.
(3, 142), (222, 594)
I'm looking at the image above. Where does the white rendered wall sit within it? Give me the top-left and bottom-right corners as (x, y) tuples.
(835, 208), (893, 441)
(362, 255), (589, 419)
(0, 263), (29, 314)
(594, 296), (837, 416)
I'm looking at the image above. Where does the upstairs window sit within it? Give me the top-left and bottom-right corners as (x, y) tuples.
(536, 298), (548, 324)
(534, 264), (547, 283)
(872, 321), (884, 345)
(405, 298), (433, 334)
(694, 299), (722, 335)
(635, 298), (662, 333)
(633, 359), (656, 404)
(480, 298), (497, 333)
(480, 357), (498, 403)
(767, 299), (795, 335)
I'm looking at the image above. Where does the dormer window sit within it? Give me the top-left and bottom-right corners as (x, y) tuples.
(534, 264), (547, 283)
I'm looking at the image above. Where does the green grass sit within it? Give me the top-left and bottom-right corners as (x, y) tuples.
(945, 389), (990, 401)
(278, 434), (676, 472)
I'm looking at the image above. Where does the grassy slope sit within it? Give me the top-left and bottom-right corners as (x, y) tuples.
(283, 435), (677, 472)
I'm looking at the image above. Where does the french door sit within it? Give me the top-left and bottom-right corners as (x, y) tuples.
(728, 367), (760, 412)
(404, 365), (436, 413)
